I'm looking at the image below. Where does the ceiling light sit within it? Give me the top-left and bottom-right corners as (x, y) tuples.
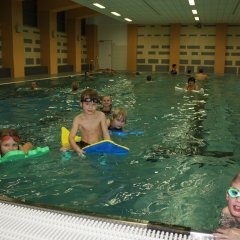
(111, 12), (121, 16)
(192, 9), (197, 14)
(124, 18), (132, 22)
(194, 17), (200, 21)
(188, 0), (195, 6)
(93, 3), (105, 9)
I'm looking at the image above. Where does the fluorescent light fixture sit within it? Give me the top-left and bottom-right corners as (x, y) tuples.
(111, 12), (121, 16)
(93, 3), (105, 9)
(124, 18), (132, 22)
(188, 0), (195, 6)
(195, 16), (200, 21)
(192, 9), (197, 14)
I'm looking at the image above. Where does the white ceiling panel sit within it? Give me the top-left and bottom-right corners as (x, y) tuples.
(71, 0), (240, 25)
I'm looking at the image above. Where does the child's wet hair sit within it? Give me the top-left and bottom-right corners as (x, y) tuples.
(112, 108), (127, 122)
(81, 88), (99, 102)
(188, 77), (196, 83)
(0, 129), (20, 155)
(0, 129), (20, 142)
(146, 75), (152, 81)
(102, 95), (112, 101)
(71, 81), (79, 91)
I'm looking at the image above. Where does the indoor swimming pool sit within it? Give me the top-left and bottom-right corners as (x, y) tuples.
(0, 72), (239, 233)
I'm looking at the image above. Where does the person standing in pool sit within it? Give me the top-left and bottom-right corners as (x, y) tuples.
(100, 95), (112, 116)
(195, 69), (208, 81)
(71, 81), (79, 94)
(213, 173), (240, 239)
(170, 64), (177, 75)
(69, 88), (110, 156)
(0, 128), (33, 156)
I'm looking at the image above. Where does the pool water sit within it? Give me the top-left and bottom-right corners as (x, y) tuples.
(0, 73), (239, 232)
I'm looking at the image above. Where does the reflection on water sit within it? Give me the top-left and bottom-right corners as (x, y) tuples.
(0, 73), (239, 232)
(144, 96), (233, 162)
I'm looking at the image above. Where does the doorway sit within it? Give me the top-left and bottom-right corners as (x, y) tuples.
(98, 40), (112, 69)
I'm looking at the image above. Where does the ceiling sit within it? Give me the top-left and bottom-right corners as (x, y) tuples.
(71, 0), (240, 25)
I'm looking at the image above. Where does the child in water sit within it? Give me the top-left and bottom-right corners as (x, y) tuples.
(213, 173), (240, 239)
(170, 64), (177, 75)
(195, 69), (208, 81)
(31, 81), (39, 90)
(107, 108), (127, 132)
(185, 77), (198, 91)
(71, 81), (79, 94)
(100, 95), (112, 116)
(69, 88), (110, 156)
(146, 75), (152, 83)
(0, 128), (33, 156)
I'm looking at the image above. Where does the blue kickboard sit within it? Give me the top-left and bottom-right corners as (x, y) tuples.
(109, 131), (144, 137)
(83, 140), (129, 156)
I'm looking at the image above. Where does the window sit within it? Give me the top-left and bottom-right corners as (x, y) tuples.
(22, 0), (38, 27)
(57, 12), (65, 32)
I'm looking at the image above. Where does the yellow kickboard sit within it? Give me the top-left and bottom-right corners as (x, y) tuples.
(61, 127), (81, 147)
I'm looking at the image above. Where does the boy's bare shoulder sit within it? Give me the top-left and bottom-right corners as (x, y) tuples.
(73, 112), (84, 121)
(222, 206), (230, 215)
(96, 110), (106, 118)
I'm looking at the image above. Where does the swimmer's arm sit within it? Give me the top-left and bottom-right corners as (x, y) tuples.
(19, 142), (33, 154)
(69, 118), (84, 156)
(195, 84), (199, 90)
(101, 114), (111, 140)
(213, 228), (240, 240)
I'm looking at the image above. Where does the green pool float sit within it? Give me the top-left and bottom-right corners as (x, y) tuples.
(0, 146), (50, 163)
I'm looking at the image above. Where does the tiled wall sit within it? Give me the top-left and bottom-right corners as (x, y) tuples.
(136, 24), (240, 74)
(0, 25), (88, 69)
(179, 25), (216, 73)
(225, 26), (240, 74)
(81, 36), (87, 64)
(57, 32), (68, 65)
(137, 25), (170, 72)
(23, 26), (41, 66)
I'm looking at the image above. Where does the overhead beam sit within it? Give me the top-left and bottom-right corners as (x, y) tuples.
(38, 0), (80, 12)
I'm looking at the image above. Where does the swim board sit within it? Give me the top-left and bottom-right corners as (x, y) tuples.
(83, 140), (129, 156)
(61, 127), (129, 155)
(109, 130), (144, 137)
(61, 127), (81, 147)
(0, 146), (50, 164)
(175, 86), (204, 95)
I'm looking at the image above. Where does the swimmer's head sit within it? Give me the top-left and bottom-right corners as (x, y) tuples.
(0, 129), (21, 156)
(102, 95), (112, 107)
(146, 75), (152, 81)
(80, 89), (100, 112)
(112, 108), (127, 123)
(81, 88), (99, 103)
(111, 108), (127, 129)
(188, 77), (196, 84)
(31, 81), (38, 90)
(71, 81), (79, 91)
(227, 173), (240, 219)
